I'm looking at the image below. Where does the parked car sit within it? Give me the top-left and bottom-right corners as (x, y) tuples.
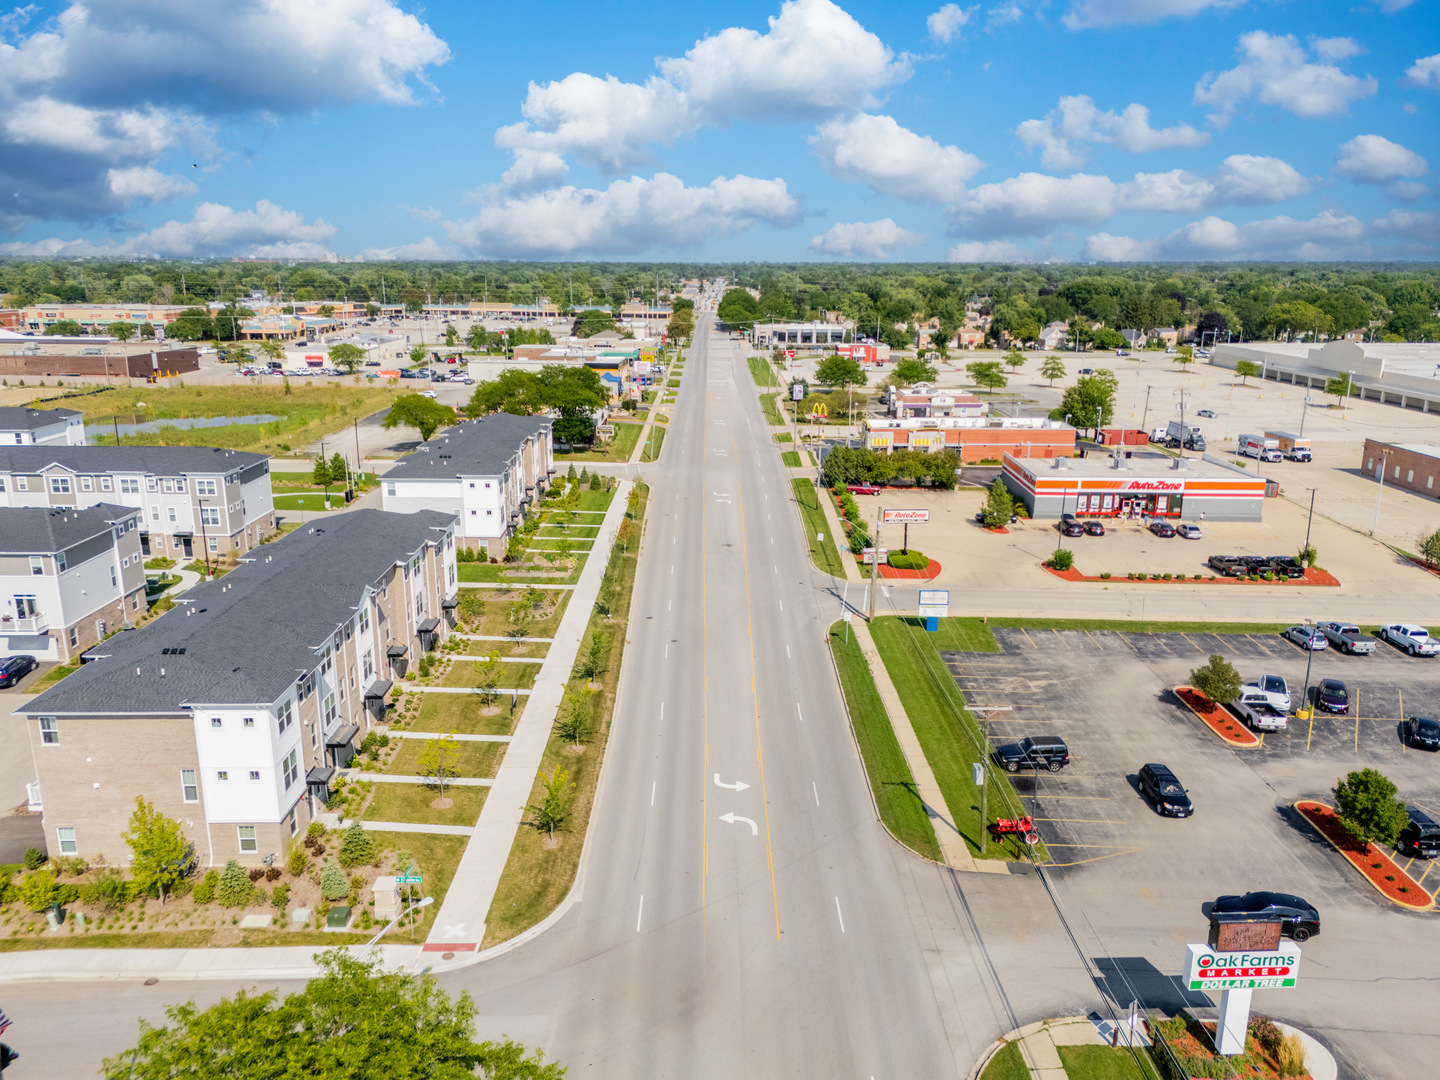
(1317, 621), (1375, 655)
(847, 484), (881, 496)
(0, 654), (38, 689)
(1399, 807), (1440, 858)
(1078, 368), (1094, 375)
(418, 390), (439, 399)
(1314, 678), (1349, 714)
(1403, 716), (1440, 751)
(1232, 693), (1289, 731)
(1137, 763), (1193, 817)
(1379, 623), (1440, 657)
(1283, 625), (1327, 650)
(1084, 520), (1105, 536)
(1268, 556), (1306, 579)
(1197, 409), (1217, 418)
(1060, 516), (1085, 537)
(1212, 891), (1320, 941)
(993, 735), (1070, 773)
(1242, 555), (1278, 575)
(1242, 674), (1291, 712)
(1208, 555), (1244, 577)
(1149, 521), (1176, 538)
(1177, 523), (1202, 539)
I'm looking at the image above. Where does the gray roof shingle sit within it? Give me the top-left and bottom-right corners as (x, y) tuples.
(384, 414), (550, 482)
(19, 508), (456, 716)
(0, 444), (266, 477)
(0, 503), (137, 555)
(0, 406), (82, 431)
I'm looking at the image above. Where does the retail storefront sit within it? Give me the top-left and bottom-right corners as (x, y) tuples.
(1002, 453), (1267, 522)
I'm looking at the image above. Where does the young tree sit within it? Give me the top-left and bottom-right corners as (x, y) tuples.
(1333, 768), (1408, 850)
(1324, 372), (1354, 403)
(337, 821), (376, 869)
(506, 602), (534, 640)
(108, 320), (137, 342)
(101, 950), (565, 1080)
(317, 304), (336, 319)
(444, 325), (458, 347)
(365, 302), (380, 317)
(982, 477), (1014, 529)
(1003, 350), (1026, 372)
(328, 343), (365, 374)
(555, 689), (593, 747)
(1189, 654), (1242, 711)
(319, 861), (350, 901)
(312, 453), (334, 500)
(330, 452), (349, 492)
(383, 395), (456, 441)
(814, 354), (866, 389)
(891, 357), (937, 386)
(554, 536), (576, 567)
(466, 324), (491, 353)
(1234, 360), (1261, 386)
(579, 631), (607, 682)
(257, 339), (283, 365)
(1419, 526), (1440, 569)
(530, 767), (575, 841)
(122, 796), (194, 904)
(215, 859), (256, 908)
(416, 732), (462, 798)
(966, 361), (1008, 391)
(1039, 355), (1066, 386)
(477, 654), (502, 704)
(409, 343), (429, 367)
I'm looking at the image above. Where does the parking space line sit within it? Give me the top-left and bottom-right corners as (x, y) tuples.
(1417, 862), (1435, 887)
(1113, 633), (1139, 654)
(1042, 846), (1145, 867)
(1031, 793), (1111, 800)
(1179, 633), (1204, 653)
(1152, 636), (1172, 653)
(1034, 817), (1129, 825)
(1083, 630), (1103, 650)
(1306, 712), (1315, 751)
(1051, 628), (1071, 650)
(1019, 627), (1039, 649)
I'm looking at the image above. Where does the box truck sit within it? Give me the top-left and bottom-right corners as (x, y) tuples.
(1266, 430), (1311, 462)
(1238, 434), (1281, 462)
(1165, 420), (1207, 451)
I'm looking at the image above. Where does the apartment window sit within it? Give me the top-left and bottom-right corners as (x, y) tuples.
(81, 477), (93, 491)
(1394, 465), (1401, 479)
(362, 649), (373, 680)
(121, 478), (139, 494)
(151, 507), (160, 522)
(56, 827), (77, 855)
(0, 477), (5, 491)
(68, 626), (78, 648)
(199, 507), (221, 526)
(29, 556), (43, 576)
(176, 478), (187, 493)
(298, 672), (314, 701)
(359, 608), (369, 634)
(208, 537), (218, 553)
(16, 477), (26, 491)
(1407, 470), (1414, 483)
(57, 550), (67, 571)
(146, 478), (158, 492)
(277, 699), (293, 733)
(1429, 476), (1434, 490)
(101, 477), (112, 492)
(237, 826), (257, 853)
(320, 645), (333, 676)
(283, 749), (299, 789)
(181, 769), (198, 802)
(167, 507), (177, 523)
(211, 717), (222, 729)
(49, 477), (71, 494)
(243, 717), (255, 728)
(197, 479), (217, 496)
(386, 481), (396, 496)
(162, 479), (175, 493)
(323, 692), (337, 726)
(248, 770), (261, 781)
(217, 770), (229, 781)
(132, 594), (140, 610)
(290, 813), (299, 836)
(39, 717), (58, 745)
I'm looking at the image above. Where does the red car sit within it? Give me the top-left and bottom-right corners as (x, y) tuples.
(847, 484), (881, 495)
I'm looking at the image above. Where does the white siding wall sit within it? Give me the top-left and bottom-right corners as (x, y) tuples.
(458, 473), (508, 539)
(191, 706), (294, 827)
(55, 546), (123, 626)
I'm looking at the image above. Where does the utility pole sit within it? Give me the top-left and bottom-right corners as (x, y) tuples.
(868, 505), (883, 622)
(1140, 385), (1153, 436)
(1372, 449), (1390, 535)
(353, 419), (363, 496)
(1303, 488), (1316, 559)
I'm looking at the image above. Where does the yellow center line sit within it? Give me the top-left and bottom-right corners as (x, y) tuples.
(735, 431), (782, 942)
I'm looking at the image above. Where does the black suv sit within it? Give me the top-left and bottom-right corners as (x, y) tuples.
(1315, 678), (1349, 715)
(1208, 555), (1243, 577)
(994, 735), (1070, 773)
(1403, 716), (1440, 751)
(0, 655), (38, 689)
(1137, 763), (1193, 817)
(1399, 807), (1440, 858)
(1212, 891), (1320, 942)
(1060, 513), (1084, 537)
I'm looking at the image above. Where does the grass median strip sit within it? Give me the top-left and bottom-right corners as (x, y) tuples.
(869, 616), (1041, 861)
(639, 424), (666, 462)
(791, 478), (845, 578)
(383, 738), (506, 779)
(781, 450), (802, 467)
(409, 692), (524, 736)
(483, 483), (648, 947)
(761, 393), (785, 426)
(829, 624), (941, 861)
(439, 660), (541, 689)
(362, 781), (488, 827)
(748, 355), (779, 387)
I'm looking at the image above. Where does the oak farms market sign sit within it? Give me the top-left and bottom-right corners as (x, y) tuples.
(1183, 943), (1301, 990)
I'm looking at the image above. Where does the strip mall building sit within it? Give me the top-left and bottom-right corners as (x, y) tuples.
(1002, 452), (1268, 521)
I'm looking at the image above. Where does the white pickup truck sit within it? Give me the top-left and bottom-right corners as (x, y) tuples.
(1231, 691), (1290, 731)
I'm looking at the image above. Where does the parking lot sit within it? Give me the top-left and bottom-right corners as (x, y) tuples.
(944, 627), (1440, 910)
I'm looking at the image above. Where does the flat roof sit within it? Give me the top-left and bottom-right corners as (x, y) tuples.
(1392, 443), (1440, 460)
(1005, 451), (1254, 480)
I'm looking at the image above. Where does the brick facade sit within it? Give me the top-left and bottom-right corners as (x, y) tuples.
(1362, 439), (1440, 501)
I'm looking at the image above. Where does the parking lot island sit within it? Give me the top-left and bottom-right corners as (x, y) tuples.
(1294, 801), (1434, 911)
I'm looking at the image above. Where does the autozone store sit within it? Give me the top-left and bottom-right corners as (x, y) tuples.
(1001, 454), (1267, 521)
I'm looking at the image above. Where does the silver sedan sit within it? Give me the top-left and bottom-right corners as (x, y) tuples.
(1283, 625), (1328, 651)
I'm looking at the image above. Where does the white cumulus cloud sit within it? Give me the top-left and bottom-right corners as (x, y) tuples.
(361, 237), (455, 261)
(1195, 31), (1377, 126)
(810, 219), (924, 258)
(1112, 155), (1308, 213)
(947, 172), (1117, 236)
(106, 166), (197, 203)
(927, 3), (976, 42)
(445, 173), (800, 257)
(1085, 208), (1369, 261)
(810, 113), (983, 203)
(1062, 0), (1246, 30)
(1334, 135), (1427, 183)
(1404, 53), (1440, 91)
(947, 239), (1038, 262)
(1017, 95), (1209, 169)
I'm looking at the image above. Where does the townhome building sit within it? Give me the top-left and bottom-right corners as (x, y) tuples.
(381, 414), (553, 557)
(0, 445), (275, 560)
(0, 406), (86, 446)
(1, 504), (146, 662)
(19, 508), (459, 867)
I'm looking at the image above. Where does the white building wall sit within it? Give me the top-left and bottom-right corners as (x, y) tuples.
(458, 473), (508, 539)
(191, 706), (294, 826)
(55, 545), (124, 624)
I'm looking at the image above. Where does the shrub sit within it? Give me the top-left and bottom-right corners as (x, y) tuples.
(307, 821), (327, 839)
(287, 841), (310, 877)
(320, 862), (349, 901)
(78, 868), (131, 913)
(192, 868), (219, 904)
(1099, 572), (1111, 579)
(1190, 654), (1242, 708)
(248, 867), (266, 882)
(887, 549), (928, 570)
(23, 847), (47, 871)
(1276, 1032), (1306, 1077)
(271, 883), (291, 910)
(265, 866), (282, 882)
(338, 821), (377, 869)
(1048, 549), (1074, 571)
(18, 868), (59, 912)
(1249, 1015), (1282, 1055)
(215, 860), (255, 907)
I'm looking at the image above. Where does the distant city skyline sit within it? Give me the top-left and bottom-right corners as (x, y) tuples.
(0, 0), (1436, 262)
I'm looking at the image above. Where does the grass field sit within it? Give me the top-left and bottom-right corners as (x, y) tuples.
(869, 616), (1041, 862)
(761, 393), (785, 426)
(640, 424), (666, 462)
(362, 780), (488, 827)
(383, 738), (507, 779)
(459, 589), (571, 639)
(1057, 1045), (1159, 1080)
(790, 478), (845, 578)
(747, 356), (778, 387)
(483, 483), (648, 947)
(440, 659), (541, 689)
(273, 491), (339, 512)
(413, 692), (524, 736)
(774, 432), (792, 442)
(554, 422), (642, 462)
(73, 384), (401, 455)
(781, 450), (802, 467)
(829, 625), (941, 860)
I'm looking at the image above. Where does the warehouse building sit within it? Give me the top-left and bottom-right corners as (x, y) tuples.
(1211, 341), (1440, 413)
(1002, 451), (1268, 521)
(1361, 440), (1440, 500)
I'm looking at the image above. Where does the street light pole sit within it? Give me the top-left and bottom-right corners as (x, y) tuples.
(1303, 488), (1316, 561)
(1372, 450), (1389, 535)
(366, 895), (433, 948)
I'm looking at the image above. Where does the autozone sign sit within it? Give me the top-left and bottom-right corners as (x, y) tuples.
(1184, 944), (1301, 990)
(883, 509), (930, 524)
(1120, 480), (1184, 492)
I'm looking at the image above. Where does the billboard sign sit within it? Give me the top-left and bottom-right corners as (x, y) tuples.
(918, 589), (949, 619)
(1183, 943), (1301, 991)
(883, 508), (930, 524)
(860, 548), (889, 564)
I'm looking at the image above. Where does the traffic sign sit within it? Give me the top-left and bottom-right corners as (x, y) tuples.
(397, 875), (423, 884)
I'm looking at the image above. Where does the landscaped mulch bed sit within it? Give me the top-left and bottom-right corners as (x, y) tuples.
(1151, 1015), (1313, 1080)
(1294, 800), (1434, 910)
(1174, 685), (1260, 747)
(876, 560), (943, 581)
(1044, 566), (1339, 586)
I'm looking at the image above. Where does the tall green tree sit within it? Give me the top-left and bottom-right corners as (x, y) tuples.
(1333, 768), (1408, 850)
(1234, 360), (1261, 385)
(966, 361), (1008, 391)
(107, 320), (137, 342)
(1189, 654), (1242, 710)
(891, 357), (937, 386)
(328, 343), (365, 374)
(122, 796), (194, 904)
(717, 288), (760, 326)
(1039, 356), (1066, 386)
(101, 950), (566, 1079)
(1003, 350), (1026, 372)
(1324, 372), (1355, 403)
(1050, 373), (1116, 434)
(814, 354), (866, 389)
(383, 395), (456, 442)
(983, 477), (1014, 529)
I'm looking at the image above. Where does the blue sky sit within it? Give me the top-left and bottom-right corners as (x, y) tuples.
(1, 0), (1437, 262)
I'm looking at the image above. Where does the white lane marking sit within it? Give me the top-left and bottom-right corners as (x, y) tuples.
(786, 643), (791, 659)
(835, 896), (846, 934)
(673, 535), (676, 545)
(796, 702), (804, 723)
(779, 599), (784, 611)
(651, 780), (657, 806)
(637, 895), (644, 933)
(664, 642), (668, 658)
(668, 599), (672, 611)
(671, 564), (674, 575)
(719, 812), (759, 835)
(770, 535), (774, 544)
(813, 781), (820, 806)
(714, 773), (751, 792)
(881, 585), (890, 597)
(660, 701), (664, 720)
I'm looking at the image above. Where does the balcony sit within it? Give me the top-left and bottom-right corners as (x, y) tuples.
(2, 614), (48, 634)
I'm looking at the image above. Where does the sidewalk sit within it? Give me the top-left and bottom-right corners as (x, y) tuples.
(0, 943), (423, 984)
(423, 481), (633, 952)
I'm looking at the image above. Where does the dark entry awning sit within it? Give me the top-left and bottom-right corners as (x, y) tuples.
(364, 679), (393, 700)
(386, 644), (408, 658)
(325, 723), (359, 748)
(416, 617), (440, 633)
(441, 598), (458, 610)
(306, 765), (335, 785)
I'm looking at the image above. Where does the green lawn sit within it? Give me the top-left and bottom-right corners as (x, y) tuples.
(272, 470), (379, 492)
(869, 616), (1040, 861)
(536, 525), (600, 538)
(412, 692), (524, 736)
(541, 488), (614, 513)
(781, 450), (802, 467)
(666, 379), (680, 388)
(273, 491), (340, 512)
(361, 780), (488, 827)
(526, 537), (594, 552)
(761, 393), (785, 426)
(790, 478), (846, 578)
(829, 625), (941, 860)
(979, 1041), (1031, 1080)
(458, 589), (570, 639)
(440, 660), (541, 689)
(368, 833), (468, 942)
(457, 563), (508, 582)
(554, 422), (641, 462)
(383, 738), (506, 779)
(774, 432), (793, 443)
(1057, 1045), (1160, 1080)
(640, 424), (666, 462)
(33, 662), (79, 689)
(747, 355), (779, 387)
